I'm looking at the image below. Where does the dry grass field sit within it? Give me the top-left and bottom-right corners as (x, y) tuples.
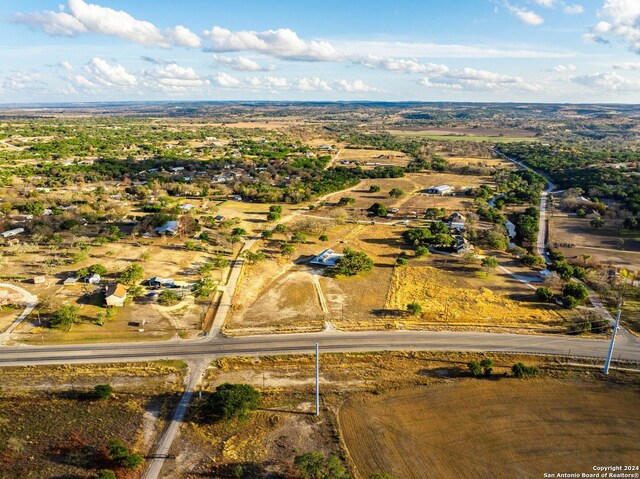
(549, 216), (640, 270)
(0, 360), (186, 479)
(340, 379), (640, 479)
(166, 352), (640, 478)
(338, 148), (411, 167)
(444, 156), (517, 169)
(316, 172), (491, 219)
(384, 255), (569, 330)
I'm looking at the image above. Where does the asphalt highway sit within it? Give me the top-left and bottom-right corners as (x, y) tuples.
(1, 329), (639, 367)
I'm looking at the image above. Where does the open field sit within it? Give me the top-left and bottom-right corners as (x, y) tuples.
(164, 351), (640, 478)
(315, 172), (491, 219)
(338, 148), (411, 167)
(444, 155), (517, 169)
(384, 255), (570, 330)
(549, 216), (640, 270)
(0, 360), (186, 479)
(226, 219), (573, 334)
(387, 126), (539, 142)
(340, 379), (640, 479)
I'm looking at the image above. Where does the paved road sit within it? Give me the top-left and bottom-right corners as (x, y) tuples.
(1, 329), (639, 367)
(142, 361), (206, 479)
(0, 283), (38, 342)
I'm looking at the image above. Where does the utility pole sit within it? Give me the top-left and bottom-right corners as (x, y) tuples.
(315, 343), (320, 416)
(603, 310), (621, 375)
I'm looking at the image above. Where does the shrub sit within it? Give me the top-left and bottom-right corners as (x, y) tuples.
(106, 439), (143, 469)
(294, 452), (349, 479)
(481, 257), (499, 269)
(396, 257), (408, 266)
(415, 246), (430, 258)
(319, 234), (329, 242)
(158, 290), (180, 305)
(406, 302), (422, 315)
(535, 287), (554, 302)
(267, 211), (281, 222)
(94, 384), (113, 400)
(209, 383), (260, 421)
(261, 230), (274, 240)
(245, 250), (266, 265)
(562, 295), (581, 310)
(512, 362), (538, 378)
(368, 185), (381, 193)
(468, 361), (482, 377)
(480, 358), (493, 377)
(521, 254), (546, 267)
(96, 470), (116, 479)
(269, 205), (282, 214)
(389, 187), (404, 198)
(562, 282), (588, 302)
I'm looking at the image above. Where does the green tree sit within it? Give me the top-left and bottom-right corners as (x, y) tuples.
(245, 250), (266, 265)
(590, 217), (604, 229)
(368, 185), (381, 193)
(231, 227), (247, 237)
(562, 282), (589, 305)
(267, 211), (281, 222)
(389, 188), (404, 198)
(291, 232), (307, 243)
(535, 287), (554, 302)
(119, 264), (144, 286)
(552, 260), (574, 281)
(369, 203), (387, 218)
(338, 196), (356, 206)
(467, 361), (483, 377)
(50, 305), (80, 329)
(261, 230), (274, 240)
(158, 290), (180, 305)
(88, 264), (107, 276)
(269, 205), (282, 214)
(94, 384), (113, 400)
(480, 358), (493, 377)
(192, 277), (217, 298)
(396, 257), (408, 267)
(481, 257), (499, 270)
(294, 452), (349, 479)
(415, 246), (430, 258)
(334, 248), (374, 276)
(319, 234), (329, 242)
(407, 302), (422, 315)
(280, 242), (295, 257)
(106, 439), (143, 469)
(209, 383), (261, 421)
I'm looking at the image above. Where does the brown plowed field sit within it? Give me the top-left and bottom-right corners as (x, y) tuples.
(339, 379), (640, 479)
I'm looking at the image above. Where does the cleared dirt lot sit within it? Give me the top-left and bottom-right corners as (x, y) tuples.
(340, 379), (640, 479)
(338, 148), (411, 168)
(549, 216), (640, 270)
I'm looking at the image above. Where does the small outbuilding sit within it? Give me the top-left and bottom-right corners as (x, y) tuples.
(2, 228), (25, 239)
(32, 275), (46, 285)
(148, 277), (175, 288)
(105, 283), (127, 307)
(425, 185), (453, 195)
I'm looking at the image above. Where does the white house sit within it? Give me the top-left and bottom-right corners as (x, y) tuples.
(155, 220), (179, 236)
(310, 249), (344, 267)
(105, 283), (127, 307)
(448, 212), (466, 230)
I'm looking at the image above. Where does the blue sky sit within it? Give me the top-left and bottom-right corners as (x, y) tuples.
(1, 0), (640, 103)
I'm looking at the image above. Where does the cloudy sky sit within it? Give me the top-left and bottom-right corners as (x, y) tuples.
(1, 0), (640, 103)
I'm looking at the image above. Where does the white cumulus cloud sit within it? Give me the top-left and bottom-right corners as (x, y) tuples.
(554, 63), (577, 72)
(212, 55), (275, 72)
(586, 0), (640, 52)
(145, 63), (210, 92)
(202, 26), (340, 61)
(85, 57), (137, 87)
(563, 4), (584, 15)
(505, 2), (545, 25)
(13, 0), (200, 48)
(573, 71), (640, 91)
